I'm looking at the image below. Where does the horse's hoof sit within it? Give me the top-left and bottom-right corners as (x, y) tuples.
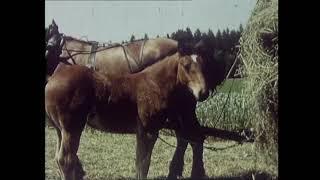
(191, 174), (209, 180)
(191, 170), (208, 180)
(166, 175), (183, 180)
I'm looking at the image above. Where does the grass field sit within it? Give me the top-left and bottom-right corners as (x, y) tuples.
(45, 127), (277, 180)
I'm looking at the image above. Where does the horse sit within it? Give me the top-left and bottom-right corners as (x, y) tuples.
(45, 47), (209, 179)
(45, 20), (178, 79)
(45, 20), (226, 179)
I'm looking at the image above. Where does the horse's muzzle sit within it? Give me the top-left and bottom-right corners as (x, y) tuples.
(198, 89), (209, 102)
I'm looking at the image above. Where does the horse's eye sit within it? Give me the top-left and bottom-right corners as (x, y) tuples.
(185, 63), (192, 72)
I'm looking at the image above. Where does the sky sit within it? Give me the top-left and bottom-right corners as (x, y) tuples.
(45, 0), (257, 43)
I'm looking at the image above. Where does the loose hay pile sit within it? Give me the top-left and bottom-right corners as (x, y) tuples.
(238, 0), (278, 164)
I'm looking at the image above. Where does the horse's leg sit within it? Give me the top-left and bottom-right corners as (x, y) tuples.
(46, 111), (64, 177)
(189, 139), (206, 178)
(57, 114), (86, 180)
(167, 130), (188, 179)
(177, 107), (207, 179)
(136, 119), (158, 179)
(53, 126), (64, 177)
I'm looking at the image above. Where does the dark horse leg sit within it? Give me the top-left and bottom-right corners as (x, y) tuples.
(136, 118), (158, 179)
(167, 129), (206, 179)
(167, 100), (206, 179)
(167, 131), (188, 179)
(189, 135), (206, 178)
(56, 112), (87, 180)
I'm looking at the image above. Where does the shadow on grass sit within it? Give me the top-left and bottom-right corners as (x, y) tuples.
(112, 171), (277, 180)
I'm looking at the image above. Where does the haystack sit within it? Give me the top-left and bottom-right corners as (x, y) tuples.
(239, 0), (278, 163)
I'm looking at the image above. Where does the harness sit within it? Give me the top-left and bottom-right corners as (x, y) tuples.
(121, 39), (146, 73)
(58, 34), (147, 73)
(87, 41), (99, 70)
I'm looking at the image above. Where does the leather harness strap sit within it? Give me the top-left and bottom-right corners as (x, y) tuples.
(57, 34), (147, 73)
(139, 39), (146, 67)
(121, 39), (147, 73)
(120, 45), (133, 73)
(88, 42), (99, 70)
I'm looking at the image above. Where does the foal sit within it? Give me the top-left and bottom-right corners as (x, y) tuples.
(45, 51), (208, 180)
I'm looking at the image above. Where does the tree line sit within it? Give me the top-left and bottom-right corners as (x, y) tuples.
(130, 25), (243, 78)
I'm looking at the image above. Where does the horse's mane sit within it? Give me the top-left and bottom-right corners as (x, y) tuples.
(63, 35), (97, 45)
(142, 52), (179, 73)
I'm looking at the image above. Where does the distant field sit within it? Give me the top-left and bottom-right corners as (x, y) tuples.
(45, 127), (277, 180)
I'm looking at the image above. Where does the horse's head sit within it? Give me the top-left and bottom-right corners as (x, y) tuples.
(177, 42), (209, 102)
(194, 39), (226, 92)
(45, 19), (65, 75)
(46, 19), (64, 57)
(46, 19), (60, 46)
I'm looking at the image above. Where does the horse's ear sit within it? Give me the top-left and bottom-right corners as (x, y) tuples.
(194, 39), (215, 59)
(194, 39), (209, 54)
(194, 39), (204, 52)
(177, 40), (194, 56)
(52, 19), (57, 26)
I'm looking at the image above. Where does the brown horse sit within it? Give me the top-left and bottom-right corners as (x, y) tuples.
(45, 20), (225, 179)
(45, 49), (208, 180)
(46, 20), (178, 78)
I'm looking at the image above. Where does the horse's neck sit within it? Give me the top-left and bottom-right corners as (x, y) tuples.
(145, 54), (179, 94)
(66, 39), (92, 50)
(62, 39), (92, 64)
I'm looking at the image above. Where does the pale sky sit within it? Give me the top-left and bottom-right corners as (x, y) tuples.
(45, 0), (257, 43)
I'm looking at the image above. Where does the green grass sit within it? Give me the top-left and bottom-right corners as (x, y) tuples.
(196, 91), (252, 131)
(45, 127), (277, 180)
(216, 78), (246, 93)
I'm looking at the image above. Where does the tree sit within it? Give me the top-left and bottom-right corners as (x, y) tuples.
(225, 28), (230, 37)
(170, 32), (176, 39)
(185, 27), (194, 41)
(239, 24), (244, 34)
(144, 33), (149, 40)
(201, 32), (208, 43)
(130, 34), (135, 42)
(167, 33), (170, 38)
(215, 29), (222, 50)
(221, 29), (227, 50)
(194, 28), (202, 42)
(229, 29), (238, 53)
(207, 29), (214, 38)
(207, 29), (216, 49)
(224, 28), (232, 52)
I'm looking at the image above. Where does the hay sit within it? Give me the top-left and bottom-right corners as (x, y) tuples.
(238, 0), (278, 164)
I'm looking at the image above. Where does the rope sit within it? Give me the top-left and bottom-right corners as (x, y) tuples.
(157, 133), (241, 152)
(212, 78), (235, 128)
(212, 55), (239, 128)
